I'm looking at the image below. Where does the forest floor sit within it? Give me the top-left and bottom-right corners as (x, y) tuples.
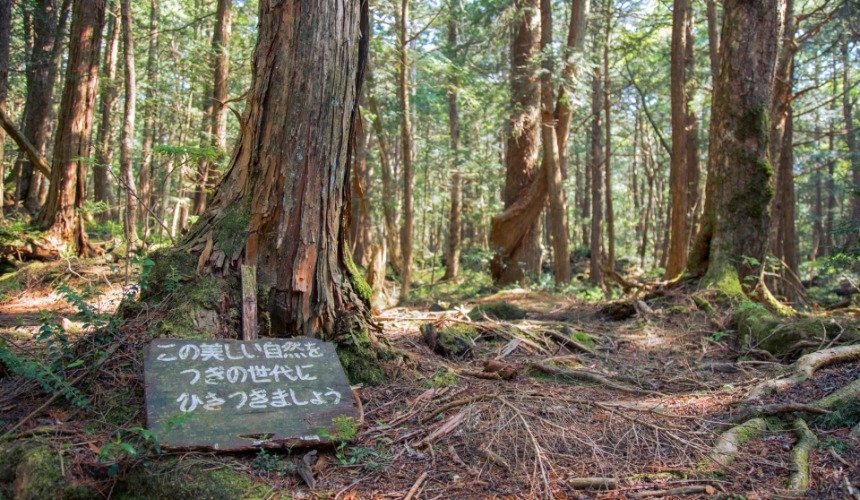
(0, 258), (858, 499)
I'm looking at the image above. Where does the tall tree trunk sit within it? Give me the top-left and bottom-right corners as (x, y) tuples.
(119, 0), (139, 249)
(541, 0), (570, 284)
(684, 10), (700, 244)
(768, 0), (800, 299)
(160, 0), (372, 341)
(349, 110), (372, 267)
(366, 86), (402, 274)
(589, 57), (604, 285)
(397, 0), (415, 301)
(138, 0), (160, 238)
(35, 0), (105, 256)
(705, 0), (720, 81)
(93, 0), (120, 222)
(490, 0), (543, 286)
(17, 0), (59, 215)
(665, 0), (690, 278)
(686, 0), (783, 294)
(843, 30), (859, 251)
(603, 8), (614, 272)
(0, 0), (11, 219)
(443, 0), (462, 281)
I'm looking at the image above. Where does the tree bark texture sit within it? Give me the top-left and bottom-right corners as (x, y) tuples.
(35, 0), (106, 255)
(397, 0), (415, 301)
(686, 0), (783, 292)
(175, 0), (370, 337)
(120, 0), (139, 248)
(490, 0), (543, 286)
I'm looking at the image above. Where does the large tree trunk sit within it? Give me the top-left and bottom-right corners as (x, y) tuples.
(93, 0), (120, 222)
(34, 0), (105, 256)
(156, 0), (372, 343)
(119, 0), (140, 249)
(16, 0), (60, 215)
(397, 0), (415, 302)
(686, 0), (783, 295)
(490, 0), (543, 286)
(540, 0), (570, 284)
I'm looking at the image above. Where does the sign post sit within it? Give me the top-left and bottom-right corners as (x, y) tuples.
(144, 337), (359, 451)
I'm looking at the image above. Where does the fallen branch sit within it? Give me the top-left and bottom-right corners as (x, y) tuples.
(634, 485), (713, 498)
(0, 104), (51, 177)
(543, 328), (596, 355)
(403, 471), (428, 500)
(568, 477), (618, 490)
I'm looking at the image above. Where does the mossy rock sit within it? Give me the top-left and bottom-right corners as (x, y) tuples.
(112, 459), (272, 499)
(421, 323), (479, 359)
(0, 441), (95, 500)
(468, 301), (527, 321)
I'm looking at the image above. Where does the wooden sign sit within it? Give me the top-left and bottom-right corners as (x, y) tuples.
(144, 337), (360, 451)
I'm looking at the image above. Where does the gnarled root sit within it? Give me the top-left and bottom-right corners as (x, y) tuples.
(787, 418), (817, 493)
(745, 344), (860, 401)
(705, 418), (767, 469)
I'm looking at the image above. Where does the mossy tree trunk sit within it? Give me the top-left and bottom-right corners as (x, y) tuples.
(157, 0), (372, 339)
(686, 0), (783, 295)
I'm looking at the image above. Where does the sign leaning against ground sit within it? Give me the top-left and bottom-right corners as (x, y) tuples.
(144, 337), (360, 451)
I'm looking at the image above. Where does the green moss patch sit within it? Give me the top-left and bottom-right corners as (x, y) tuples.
(112, 459), (271, 499)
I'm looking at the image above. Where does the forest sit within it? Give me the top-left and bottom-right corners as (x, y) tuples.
(0, 0), (858, 497)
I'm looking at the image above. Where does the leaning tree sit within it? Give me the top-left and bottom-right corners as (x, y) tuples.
(140, 1), (385, 381)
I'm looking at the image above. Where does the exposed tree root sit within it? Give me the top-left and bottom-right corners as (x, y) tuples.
(745, 343), (860, 401)
(732, 403), (830, 423)
(787, 418), (817, 493)
(528, 361), (655, 395)
(705, 418), (767, 469)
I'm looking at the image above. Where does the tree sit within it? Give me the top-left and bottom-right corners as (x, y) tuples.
(149, 0), (374, 346)
(540, 0), (570, 284)
(0, 0), (11, 219)
(93, 0), (120, 222)
(16, 0), (63, 214)
(192, 0), (232, 216)
(119, 0), (140, 249)
(686, 0), (783, 294)
(443, 0), (463, 281)
(843, 29), (858, 251)
(138, 0), (161, 237)
(34, 0), (106, 255)
(397, 0), (415, 301)
(665, 0), (693, 279)
(490, 0), (542, 286)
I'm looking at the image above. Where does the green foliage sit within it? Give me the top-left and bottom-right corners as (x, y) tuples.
(251, 449), (292, 476)
(0, 341), (88, 408)
(334, 443), (389, 469)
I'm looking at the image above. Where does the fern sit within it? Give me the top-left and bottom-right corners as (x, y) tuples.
(0, 342), (88, 408)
